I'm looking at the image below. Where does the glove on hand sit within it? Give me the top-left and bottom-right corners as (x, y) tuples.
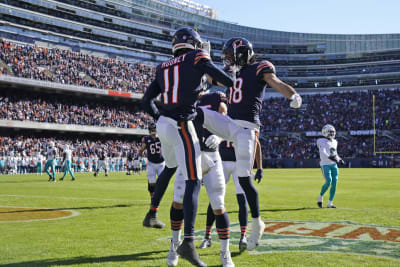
(289, 93), (302, 108)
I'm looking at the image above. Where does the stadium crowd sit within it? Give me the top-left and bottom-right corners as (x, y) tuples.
(0, 89), (153, 129)
(0, 39), (155, 93)
(0, 134), (141, 174)
(261, 89), (400, 132)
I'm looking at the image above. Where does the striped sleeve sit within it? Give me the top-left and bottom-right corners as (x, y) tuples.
(256, 60), (276, 79)
(194, 49), (211, 65)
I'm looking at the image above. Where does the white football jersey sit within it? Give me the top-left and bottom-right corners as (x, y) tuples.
(64, 149), (72, 161)
(46, 147), (57, 160)
(317, 138), (338, 166)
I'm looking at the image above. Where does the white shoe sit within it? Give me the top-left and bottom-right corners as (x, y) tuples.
(167, 240), (180, 267)
(197, 238), (212, 249)
(248, 217), (265, 250)
(220, 250), (234, 267)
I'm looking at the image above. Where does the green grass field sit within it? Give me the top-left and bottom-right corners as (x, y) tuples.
(0, 168), (399, 267)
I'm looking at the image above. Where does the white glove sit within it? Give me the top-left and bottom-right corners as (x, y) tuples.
(205, 135), (222, 150)
(201, 41), (211, 54)
(289, 93), (302, 108)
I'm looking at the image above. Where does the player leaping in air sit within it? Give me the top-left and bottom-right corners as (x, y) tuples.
(196, 37), (302, 250)
(141, 27), (234, 267)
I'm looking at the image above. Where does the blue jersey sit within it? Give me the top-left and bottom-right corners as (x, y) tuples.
(227, 60), (275, 125)
(219, 141), (236, 162)
(142, 50), (233, 121)
(195, 91), (227, 152)
(142, 135), (164, 164)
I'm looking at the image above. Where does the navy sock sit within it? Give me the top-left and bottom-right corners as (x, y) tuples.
(236, 193), (248, 238)
(239, 176), (260, 218)
(205, 203), (215, 239)
(149, 166), (177, 215)
(170, 205), (184, 231)
(183, 179), (201, 241)
(215, 212), (230, 240)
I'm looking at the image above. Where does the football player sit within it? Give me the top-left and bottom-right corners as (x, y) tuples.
(196, 37), (302, 250)
(141, 27), (233, 267)
(59, 144), (75, 181)
(126, 150), (135, 175)
(138, 123), (165, 198)
(198, 137), (263, 253)
(45, 141), (57, 182)
(317, 124), (345, 208)
(167, 91), (234, 267)
(94, 149), (108, 177)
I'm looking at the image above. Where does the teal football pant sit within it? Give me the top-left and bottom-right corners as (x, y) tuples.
(36, 162), (42, 174)
(320, 164), (339, 201)
(61, 160), (75, 179)
(45, 159), (56, 179)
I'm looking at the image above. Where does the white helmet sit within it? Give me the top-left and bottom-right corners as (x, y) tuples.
(322, 124), (336, 140)
(64, 144), (69, 150)
(48, 141), (55, 148)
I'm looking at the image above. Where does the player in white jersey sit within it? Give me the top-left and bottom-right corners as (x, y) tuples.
(45, 142), (57, 182)
(60, 145), (75, 181)
(317, 124), (345, 208)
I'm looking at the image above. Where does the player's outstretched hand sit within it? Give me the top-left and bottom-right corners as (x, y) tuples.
(339, 159), (345, 165)
(289, 93), (302, 108)
(205, 135), (221, 150)
(255, 168), (263, 183)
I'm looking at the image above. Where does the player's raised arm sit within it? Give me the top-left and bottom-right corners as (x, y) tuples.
(263, 72), (302, 108)
(194, 50), (234, 88)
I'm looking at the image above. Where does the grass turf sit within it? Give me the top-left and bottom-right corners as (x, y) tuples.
(0, 168), (399, 266)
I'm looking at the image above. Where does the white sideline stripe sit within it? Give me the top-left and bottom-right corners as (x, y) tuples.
(0, 194), (148, 202)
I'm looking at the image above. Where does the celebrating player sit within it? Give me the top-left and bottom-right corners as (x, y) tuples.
(167, 91), (234, 267)
(196, 37), (302, 250)
(141, 27), (233, 267)
(59, 144), (75, 181)
(138, 123), (165, 199)
(317, 124), (345, 208)
(45, 141), (57, 182)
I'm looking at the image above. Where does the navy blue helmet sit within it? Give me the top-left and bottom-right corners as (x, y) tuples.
(149, 123), (157, 135)
(172, 27), (203, 56)
(222, 37), (255, 67)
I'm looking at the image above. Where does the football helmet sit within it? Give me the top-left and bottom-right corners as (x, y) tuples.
(64, 144), (69, 150)
(149, 123), (157, 135)
(322, 124), (336, 140)
(172, 27), (203, 56)
(222, 37), (255, 68)
(48, 141), (55, 148)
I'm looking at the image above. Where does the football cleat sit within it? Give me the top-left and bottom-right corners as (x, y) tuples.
(239, 236), (248, 252)
(327, 204), (337, 208)
(197, 238), (212, 249)
(177, 239), (207, 267)
(59, 178), (64, 181)
(167, 240), (180, 267)
(220, 250), (234, 267)
(317, 201), (323, 208)
(142, 211), (165, 229)
(248, 217), (265, 250)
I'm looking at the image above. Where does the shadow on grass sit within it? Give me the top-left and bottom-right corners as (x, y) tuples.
(0, 203), (147, 214)
(0, 250), (169, 266)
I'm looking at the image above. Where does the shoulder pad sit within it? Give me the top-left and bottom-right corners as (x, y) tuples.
(256, 60), (276, 76)
(194, 49), (211, 65)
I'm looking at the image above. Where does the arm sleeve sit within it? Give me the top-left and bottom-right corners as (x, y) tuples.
(196, 60), (234, 88)
(141, 80), (161, 119)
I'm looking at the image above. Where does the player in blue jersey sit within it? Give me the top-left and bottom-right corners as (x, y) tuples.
(196, 37), (302, 251)
(222, 37), (302, 250)
(141, 27), (234, 267)
(138, 123), (165, 199)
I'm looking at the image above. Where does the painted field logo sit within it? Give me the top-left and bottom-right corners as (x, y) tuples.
(0, 207), (79, 222)
(195, 220), (400, 259)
